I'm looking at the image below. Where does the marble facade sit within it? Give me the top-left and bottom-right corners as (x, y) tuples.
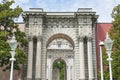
(22, 8), (98, 80)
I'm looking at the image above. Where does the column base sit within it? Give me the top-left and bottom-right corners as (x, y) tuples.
(79, 78), (97, 80)
(26, 78), (32, 80)
(35, 78), (42, 80)
(88, 78), (97, 80)
(79, 79), (86, 80)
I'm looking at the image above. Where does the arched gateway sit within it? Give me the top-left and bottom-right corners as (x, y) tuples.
(22, 8), (98, 80)
(46, 34), (74, 80)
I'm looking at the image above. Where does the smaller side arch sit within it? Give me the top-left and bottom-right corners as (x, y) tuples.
(52, 58), (67, 80)
(50, 57), (69, 69)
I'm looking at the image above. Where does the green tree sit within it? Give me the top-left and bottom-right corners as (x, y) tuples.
(103, 4), (120, 79)
(0, 1), (27, 71)
(110, 4), (120, 79)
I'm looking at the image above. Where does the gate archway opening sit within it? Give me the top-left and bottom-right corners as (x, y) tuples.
(52, 59), (67, 80)
(46, 33), (74, 49)
(46, 33), (74, 80)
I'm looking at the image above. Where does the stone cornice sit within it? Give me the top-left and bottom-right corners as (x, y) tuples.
(22, 11), (98, 20)
(22, 11), (45, 16)
(22, 11), (45, 22)
(75, 12), (99, 19)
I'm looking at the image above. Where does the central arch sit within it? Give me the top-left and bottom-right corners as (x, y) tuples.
(46, 33), (74, 80)
(46, 33), (74, 49)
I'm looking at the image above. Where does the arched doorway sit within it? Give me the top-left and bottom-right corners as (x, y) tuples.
(46, 33), (74, 80)
(52, 59), (66, 80)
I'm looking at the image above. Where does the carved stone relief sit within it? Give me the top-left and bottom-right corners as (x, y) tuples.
(47, 50), (74, 59)
(45, 18), (76, 28)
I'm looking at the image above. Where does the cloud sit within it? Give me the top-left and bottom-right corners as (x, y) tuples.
(0, 0), (2, 3)
(11, 0), (31, 10)
(16, 0), (29, 4)
(9, 0), (120, 22)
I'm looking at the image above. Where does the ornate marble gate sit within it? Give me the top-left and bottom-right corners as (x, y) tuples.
(46, 49), (74, 80)
(22, 8), (98, 80)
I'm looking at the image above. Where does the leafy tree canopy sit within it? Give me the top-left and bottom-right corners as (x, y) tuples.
(0, 1), (27, 71)
(103, 4), (120, 80)
(110, 4), (120, 80)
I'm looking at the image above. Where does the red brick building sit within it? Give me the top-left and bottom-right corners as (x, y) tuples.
(96, 23), (112, 69)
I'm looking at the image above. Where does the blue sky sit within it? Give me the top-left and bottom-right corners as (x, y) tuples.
(1, 0), (120, 22)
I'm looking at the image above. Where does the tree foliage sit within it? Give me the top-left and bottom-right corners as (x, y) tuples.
(103, 4), (120, 79)
(110, 4), (120, 80)
(0, 1), (27, 71)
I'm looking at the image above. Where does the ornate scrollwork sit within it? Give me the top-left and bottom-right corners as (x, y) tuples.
(37, 35), (42, 41)
(79, 37), (84, 42)
(28, 36), (33, 41)
(87, 37), (93, 41)
(67, 55), (74, 58)
(47, 50), (74, 58)
(77, 35), (84, 42)
(48, 55), (52, 59)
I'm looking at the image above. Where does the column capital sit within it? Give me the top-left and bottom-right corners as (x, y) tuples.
(87, 37), (92, 42)
(28, 36), (33, 41)
(37, 35), (42, 41)
(77, 36), (84, 42)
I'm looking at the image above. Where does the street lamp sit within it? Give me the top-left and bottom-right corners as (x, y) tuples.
(104, 33), (113, 80)
(99, 41), (104, 80)
(9, 34), (18, 80)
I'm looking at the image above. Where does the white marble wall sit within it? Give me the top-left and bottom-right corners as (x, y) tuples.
(23, 10), (98, 80)
(46, 50), (74, 80)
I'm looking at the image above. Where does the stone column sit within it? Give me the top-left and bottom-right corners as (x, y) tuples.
(46, 55), (52, 80)
(71, 57), (74, 80)
(87, 37), (94, 79)
(27, 36), (33, 80)
(67, 65), (70, 80)
(79, 37), (85, 80)
(68, 56), (74, 80)
(67, 58), (71, 80)
(35, 36), (42, 80)
(50, 66), (52, 80)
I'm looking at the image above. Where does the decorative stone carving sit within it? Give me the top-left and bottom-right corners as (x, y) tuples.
(79, 37), (84, 42)
(48, 55), (52, 59)
(77, 36), (84, 42)
(47, 50), (74, 58)
(87, 37), (93, 42)
(23, 8), (98, 80)
(37, 35), (42, 41)
(28, 36), (33, 41)
(45, 18), (76, 28)
(67, 55), (74, 58)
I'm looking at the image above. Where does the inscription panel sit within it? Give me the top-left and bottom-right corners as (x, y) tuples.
(47, 49), (74, 58)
